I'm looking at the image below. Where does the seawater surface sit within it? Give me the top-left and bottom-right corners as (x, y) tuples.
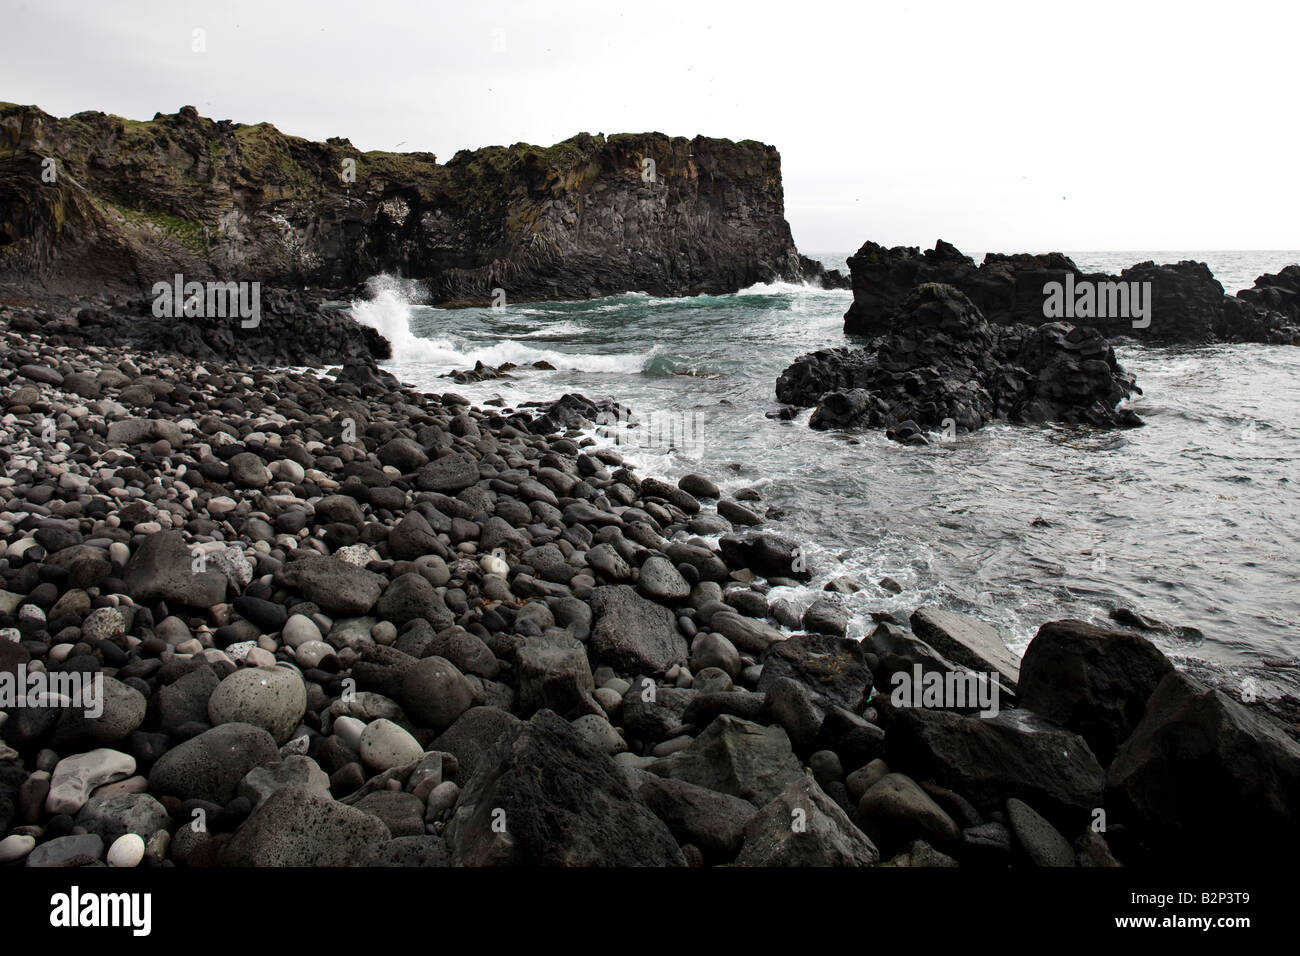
(344, 251), (1300, 698)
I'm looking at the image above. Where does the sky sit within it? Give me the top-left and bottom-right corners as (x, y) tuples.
(2, 0), (1296, 253)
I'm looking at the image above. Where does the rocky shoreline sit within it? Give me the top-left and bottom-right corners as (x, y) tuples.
(1, 297), (1296, 868)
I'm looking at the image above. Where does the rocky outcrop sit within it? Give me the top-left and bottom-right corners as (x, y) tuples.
(1235, 264), (1300, 327)
(0, 102), (815, 302)
(842, 240), (1300, 345)
(776, 283), (1143, 441)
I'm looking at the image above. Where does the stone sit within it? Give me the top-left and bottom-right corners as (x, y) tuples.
(45, 749), (135, 815)
(399, 656), (475, 731)
(708, 610), (784, 655)
(637, 556), (691, 602)
(589, 585), (688, 674)
(25, 833), (104, 867)
(74, 791), (170, 843)
(106, 832), (146, 867)
(1107, 670), (1300, 862)
(855, 772), (960, 854)
(0, 833), (35, 863)
(274, 554), (385, 615)
(416, 453), (480, 493)
(885, 707), (1104, 831)
(758, 631), (872, 711)
(516, 634), (595, 718)
(207, 666), (307, 745)
(360, 718), (425, 771)
(124, 530), (228, 607)
(1017, 618), (1173, 764)
(571, 713), (626, 754)
(54, 676), (146, 744)
(1006, 797), (1076, 867)
(736, 773), (879, 866)
(221, 786), (391, 866)
(802, 596), (849, 636)
(432, 707), (524, 783)
(689, 631), (742, 678)
(445, 710), (684, 866)
(377, 572), (453, 629)
(649, 714), (803, 807)
(352, 790), (426, 837)
(229, 452), (272, 489)
(635, 772), (757, 859)
(148, 722), (280, 803)
(910, 607), (1020, 690)
(238, 755), (332, 807)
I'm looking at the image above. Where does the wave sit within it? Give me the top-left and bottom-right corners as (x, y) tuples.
(735, 279), (850, 297)
(349, 275), (645, 373)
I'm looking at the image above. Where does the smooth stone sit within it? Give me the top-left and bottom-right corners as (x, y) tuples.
(46, 749), (136, 815)
(207, 666), (307, 744)
(360, 718), (425, 771)
(106, 832), (146, 867)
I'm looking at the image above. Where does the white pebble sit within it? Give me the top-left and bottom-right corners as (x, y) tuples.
(107, 833), (146, 867)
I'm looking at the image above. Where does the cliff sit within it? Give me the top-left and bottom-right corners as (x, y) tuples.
(0, 103), (813, 302)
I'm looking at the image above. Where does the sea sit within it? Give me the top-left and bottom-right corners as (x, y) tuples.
(343, 250), (1300, 699)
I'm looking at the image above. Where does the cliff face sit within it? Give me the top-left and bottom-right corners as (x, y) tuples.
(0, 103), (809, 302)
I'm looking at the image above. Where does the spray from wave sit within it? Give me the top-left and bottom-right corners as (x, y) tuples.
(348, 274), (649, 374)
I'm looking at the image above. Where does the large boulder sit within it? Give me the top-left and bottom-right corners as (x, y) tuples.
(589, 586), (688, 674)
(757, 632), (872, 712)
(1106, 671), (1300, 862)
(735, 773), (879, 866)
(634, 773), (758, 861)
(1018, 619), (1173, 764)
(274, 554), (385, 615)
(909, 607), (1020, 692)
(648, 715), (804, 807)
(148, 722), (280, 804)
(221, 786), (391, 866)
(884, 707), (1105, 831)
(123, 531), (228, 607)
(445, 710), (684, 866)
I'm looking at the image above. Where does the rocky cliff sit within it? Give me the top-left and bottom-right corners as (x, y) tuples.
(0, 103), (815, 302)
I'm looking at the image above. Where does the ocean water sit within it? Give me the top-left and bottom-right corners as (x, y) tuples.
(346, 251), (1300, 699)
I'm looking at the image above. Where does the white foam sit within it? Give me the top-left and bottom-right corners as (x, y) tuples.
(348, 274), (644, 374)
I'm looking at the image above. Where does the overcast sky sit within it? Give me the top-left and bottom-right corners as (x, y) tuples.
(3, 0), (1296, 253)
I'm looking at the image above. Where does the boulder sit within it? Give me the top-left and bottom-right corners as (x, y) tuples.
(1018, 619), (1173, 764)
(648, 715), (803, 807)
(221, 786), (391, 866)
(445, 710), (684, 866)
(736, 773), (879, 866)
(1106, 671), (1300, 861)
(885, 707), (1105, 831)
(589, 585), (688, 674)
(123, 531), (227, 607)
(758, 632), (872, 712)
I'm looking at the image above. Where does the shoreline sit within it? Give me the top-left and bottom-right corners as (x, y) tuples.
(1, 295), (1296, 868)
